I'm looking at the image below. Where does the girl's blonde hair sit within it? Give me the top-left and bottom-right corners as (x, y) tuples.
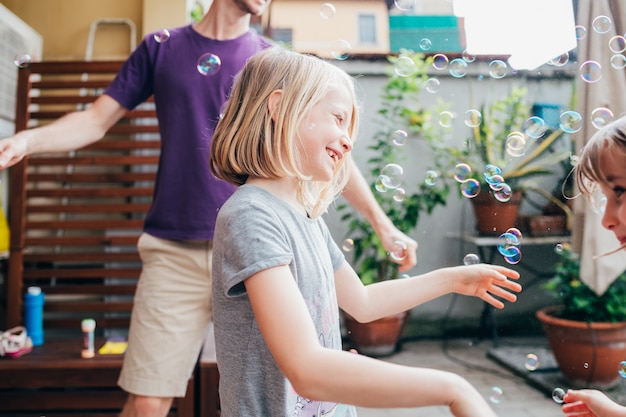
(576, 115), (626, 197)
(210, 47), (360, 218)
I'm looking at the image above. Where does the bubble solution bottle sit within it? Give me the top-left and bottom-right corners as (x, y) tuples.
(81, 318), (96, 358)
(24, 286), (44, 346)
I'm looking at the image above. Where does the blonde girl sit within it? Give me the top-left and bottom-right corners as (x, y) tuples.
(210, 47), (521, 417)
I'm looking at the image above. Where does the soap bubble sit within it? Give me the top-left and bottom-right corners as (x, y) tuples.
(506, 132), (527, 157)
(380, 164), (404, 189)
(579, 61), (602, 84)
(549, 53), (569, 67)
(424, 170), (439, 187)
(197, 53), (222, 76)
(592, 15), (612, 34)
(460, 179), (480, 198)
(525, 353), (539, 371)
(462, 50), (476, 63)
(489, 386), (503, 404)
(342, 238), (354, 252)
(575, 25), (587, 40)
(394, 56), (416, 77)
(464, 109), (482, 127)
(432, 54), (449, 70)
(618, 361), (626, 378)
(488, 60), (508, 79)
(319, 3), (336, 19)
(394, 0), (416, 11)
(391, 129), (408, 146)
(419, 38), (432, 51)
(611, 54), (626, 69)
(449, 58), (468, 78)
(494, 183), (513, 202)
(438, 111), (455, 128)
(591, 107), (614, 129)
(331, 39), (351, 60)
(393, 188), (406, 202)
(560, 111), (583, 133)
(425, 78), (441, 94)
(506, 228), (523, 241)
(609, 35), (626, 53)
(389, 240), (408, 262)
(463, 253), (480, 265)
(154, 29), (171, 43)
(522, 116), (547, 139)
(454, 163), (472, 183)
(14, 54), (32, 68)
(498, 232), (520, 257)
(503, 246), (522, 265)
(552, 387), (566, 404)
(375, 176), (390, 192)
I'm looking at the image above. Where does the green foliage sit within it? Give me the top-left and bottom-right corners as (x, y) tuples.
(542, 244), (626, 322)
(439, 85), (572, 194)
(338, 51), (450, 284)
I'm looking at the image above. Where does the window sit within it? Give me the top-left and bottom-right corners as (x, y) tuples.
(358, 14), (377, 45)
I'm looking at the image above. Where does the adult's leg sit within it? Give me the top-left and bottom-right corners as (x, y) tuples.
(118, 234), (213, 417)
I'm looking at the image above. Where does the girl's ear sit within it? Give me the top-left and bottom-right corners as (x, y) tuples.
(267, 89), (283, 122)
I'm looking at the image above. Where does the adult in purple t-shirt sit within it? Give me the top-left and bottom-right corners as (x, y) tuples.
(0, 0), (419, 416)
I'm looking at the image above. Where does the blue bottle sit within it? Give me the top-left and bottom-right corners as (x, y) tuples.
(24, 286), (44, 346)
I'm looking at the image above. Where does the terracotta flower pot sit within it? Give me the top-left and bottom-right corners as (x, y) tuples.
(470, 190), (523, 236)
(342, 311), (409, 357)
(536, 306), (626, 388)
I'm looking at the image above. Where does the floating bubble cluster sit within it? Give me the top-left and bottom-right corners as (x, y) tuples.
(497, 228), (523, 265)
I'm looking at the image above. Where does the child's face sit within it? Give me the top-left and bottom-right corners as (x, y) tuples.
(298, 84), (353, 182)
(598, 149), (626, 245)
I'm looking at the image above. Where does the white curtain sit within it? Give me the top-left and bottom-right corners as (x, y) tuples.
(574, 0), (626, 295)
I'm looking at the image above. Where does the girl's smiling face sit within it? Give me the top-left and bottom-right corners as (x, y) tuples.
(598, 149), (626, 246)
(298, 84), (354, 182)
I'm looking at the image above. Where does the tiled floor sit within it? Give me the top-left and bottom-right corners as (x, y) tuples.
(354, 337), (563, 417)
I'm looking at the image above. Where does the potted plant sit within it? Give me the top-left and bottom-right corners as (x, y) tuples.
(431, 84), (573, 235)
(338, 51), (450, 356)
(537, 243), (626, 388)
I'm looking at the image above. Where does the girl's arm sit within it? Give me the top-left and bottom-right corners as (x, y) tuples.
(244, 265), (498, 417)
(335, 261), (521, 323)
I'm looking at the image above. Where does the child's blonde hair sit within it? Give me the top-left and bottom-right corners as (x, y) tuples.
(210, 48), (359, 218)
(576, 115), (626, 197)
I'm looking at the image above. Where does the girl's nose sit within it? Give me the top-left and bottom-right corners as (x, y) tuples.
(341, 135), (353, 153)
(601, 197), (617, 231)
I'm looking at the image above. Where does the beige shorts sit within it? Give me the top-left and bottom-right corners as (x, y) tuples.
(118, 232), (213, 397)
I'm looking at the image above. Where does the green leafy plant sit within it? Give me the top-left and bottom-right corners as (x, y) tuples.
(447, 86), (571, 194)
(542, 244), (626, 322)
(338, 51), (450, 285)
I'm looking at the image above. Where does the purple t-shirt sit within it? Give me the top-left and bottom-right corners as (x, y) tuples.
(105, 26), (272, 240)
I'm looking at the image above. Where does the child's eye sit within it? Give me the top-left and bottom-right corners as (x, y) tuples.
(615, 186), (626, 197)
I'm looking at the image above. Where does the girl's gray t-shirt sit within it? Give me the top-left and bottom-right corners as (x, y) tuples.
(212, 184), (357, 417)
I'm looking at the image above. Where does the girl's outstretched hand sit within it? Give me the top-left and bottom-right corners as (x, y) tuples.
(562, 389), (625, 417)
(451, 264), (521, 309)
